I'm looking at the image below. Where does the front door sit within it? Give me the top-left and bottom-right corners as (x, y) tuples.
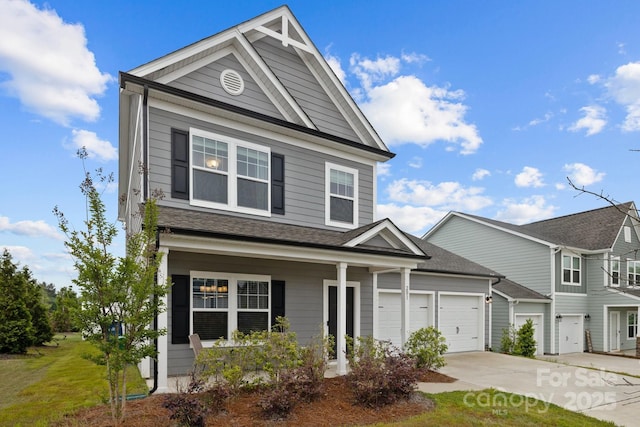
(328, 286), (354, 356)
(610, 311), (620, 352)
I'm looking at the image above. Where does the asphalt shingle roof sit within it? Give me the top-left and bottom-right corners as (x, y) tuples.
(493, 278), (550, 301)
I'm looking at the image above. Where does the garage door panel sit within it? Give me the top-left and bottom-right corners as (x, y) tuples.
(439, 295), (483, 353)
(378, 292), (432, 348)
(558, 315), (582, 354)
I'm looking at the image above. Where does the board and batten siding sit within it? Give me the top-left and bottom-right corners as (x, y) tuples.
(169, 53), (285, 121)
(146, 107), (374, 230)
(377, 272), (490, 346)
(427, 216), (552, 295)
(251, 37), (360, 142)
(166, 251), (373, 376)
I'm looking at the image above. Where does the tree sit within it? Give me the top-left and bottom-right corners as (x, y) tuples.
(0, 250), (34, 354)
(52, 286), (81, 332)
(54, 156), (169, 425)
(23, 270), (54, 346)
(514, 319), (537, 358)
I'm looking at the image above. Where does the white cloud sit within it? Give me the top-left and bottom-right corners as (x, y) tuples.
(563, 163), (605, 186)
(618, 42), (627, 55)
(349, 53), (400, 91)
(472, 168), (490, 181)
(587, 74), (601, 84)
(377, 163), (391, 177)
(494, 196), (556, 225)
(0, 0), (113, 125)
(568, 105), (607, 136)
(376, 203), (446, 234)
(400, 52), (430, 64)
(605, 61), (640, 132)
(0, 216), (63, 240)
(325, 52), (346, 84)
(528, 112), (553, 126)
(358, 75), (482, 154)
(1, 245), (35, 263)
(408, 156), (423, 169)
(515, 166), (544, 188)
(385, 178), (492, 212)
(65, 129), (117, 161)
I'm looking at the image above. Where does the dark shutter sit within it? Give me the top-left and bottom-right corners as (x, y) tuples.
(271, 280), (285, 328)
(271, 153), (285, 215)
(171, 129), (189, 200)
(171, 275), (190, 344)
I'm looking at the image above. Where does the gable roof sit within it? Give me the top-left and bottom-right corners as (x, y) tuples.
(124, 5), (388, 154)
(426, 202), (638, 252)
(156, 206), (426, 260)
(493, 278), (550, 301)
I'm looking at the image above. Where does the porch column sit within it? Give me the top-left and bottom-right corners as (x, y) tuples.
(156, 247), (169, 392)
(637, 307), (640, 358)
(337, 262), (348, 375)
(400, 267), (411, 348)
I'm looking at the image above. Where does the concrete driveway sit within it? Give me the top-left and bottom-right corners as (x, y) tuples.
(417, 352), (640, 427)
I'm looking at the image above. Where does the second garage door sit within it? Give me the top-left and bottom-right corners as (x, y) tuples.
(439, 294), (483, 352)
(377, 292), (432, 348)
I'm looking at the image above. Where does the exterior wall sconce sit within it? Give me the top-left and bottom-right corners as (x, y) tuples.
(584, 314), (591, 320)
(555, 314), (563, 319)
(485, 295), (493, 304)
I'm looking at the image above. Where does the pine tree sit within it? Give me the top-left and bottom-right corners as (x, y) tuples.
(0, 250), (34, 354)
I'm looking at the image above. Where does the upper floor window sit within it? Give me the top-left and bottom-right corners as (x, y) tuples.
(628, 311), (638, 339)
(190, 128), (270, 216)
(628, 260), (640, 287)
(610, 257), (620, 287)
(325, 162), (358, 228)
(562, 254), (581, 285)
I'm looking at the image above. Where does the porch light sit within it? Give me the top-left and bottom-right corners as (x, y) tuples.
(555, 314), (563, 319)
(584, 314), (591, 320)
(485, 295), (492, 304)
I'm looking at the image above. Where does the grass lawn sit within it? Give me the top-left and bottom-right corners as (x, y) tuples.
(0, 333), (148, 426)
(387, 390), (616, 426)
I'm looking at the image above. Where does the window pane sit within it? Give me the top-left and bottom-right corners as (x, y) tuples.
(563, 270), (571, 283)
(330, 196), (353, 223)
(572, 271), (580, 283)
(193, 170), (228, 204)
(237, 312), (268, 335)
(563, 255), (570, 268)
(237, 146), (268, 180)
(572, 257), (580, 270)
(237, 178), (268, 210)
(193, 312), (227, 340)
(193, 137), (228, 171)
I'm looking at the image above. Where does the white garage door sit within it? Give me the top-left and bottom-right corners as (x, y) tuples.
(515, 314), (544, 355)
(439, 294), (483, 352)
(377, 292), (432, 348)
(558, 315), (583, 354)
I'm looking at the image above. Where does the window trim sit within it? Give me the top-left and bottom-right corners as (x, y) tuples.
(189, 127), (271, 217)
(325, 162), (359, 229)
(610, 256), (620, 287)
(627, 311), (638, 340)
(561, 253), (581, 286)
(190, 271), (271, 344)
(628, 259), (640, 288)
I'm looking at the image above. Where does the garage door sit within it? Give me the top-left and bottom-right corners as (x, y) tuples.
(558, 315), (583, 353)
(377, 292), (432, 348)
(439, 294), (483, 352)
(515, 314), (544, 355)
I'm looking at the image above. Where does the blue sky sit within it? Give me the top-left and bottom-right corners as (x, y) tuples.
(1, 0), (639, 288)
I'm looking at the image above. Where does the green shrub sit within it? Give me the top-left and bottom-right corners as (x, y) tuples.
(500, 324), (517, 354)
(405, 326), (448, 371)
(514, 319), (537, 358)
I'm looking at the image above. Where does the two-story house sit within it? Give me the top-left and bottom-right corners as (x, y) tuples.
(424, 202), (640, 355)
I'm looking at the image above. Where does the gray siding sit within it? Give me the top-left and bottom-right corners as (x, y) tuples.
(147, 107), (374, 230)
(554, 294), (588, 352)
(252, 37), (360, 142)
(166, 251), (372, 376)
(491, 297), (548, 353)
(614, 217), (640, 289)
(170, 53), (285, 120)
(428, 216), (552, 295)
(492, 294), (510, 352)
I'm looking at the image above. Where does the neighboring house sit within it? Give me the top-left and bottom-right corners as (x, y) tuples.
(118, 6), (497, 392)
(424, 202), (640, 355)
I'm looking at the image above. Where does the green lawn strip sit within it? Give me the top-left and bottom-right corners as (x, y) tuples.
(378, 390), (615, 427)
(0, 334), (149, 426)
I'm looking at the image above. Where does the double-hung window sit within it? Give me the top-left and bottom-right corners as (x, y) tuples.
(628, 260), (640, 287)
(628, 311), (638, 339)
(562, 253), (581, 285)
(325, 162), (358, 228)
(610, 257), (620, 287)
(191, 272), (270, 341)
(190, 128), (270, 216)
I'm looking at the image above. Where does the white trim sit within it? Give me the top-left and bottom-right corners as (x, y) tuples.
(609, 311), (620, 351)
(323, 277), (361, 375)
(189, 127), (271, 217)
(156, 247), (169, 392)
(343, 219), (424, 255)
(325, 162), (359, 229)
(610, 255), (620, 287)
(555, 292), (588, 297)
(561, 252), (582, 287)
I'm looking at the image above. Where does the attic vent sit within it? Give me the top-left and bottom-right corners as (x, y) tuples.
(220, 69), (244, 95)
